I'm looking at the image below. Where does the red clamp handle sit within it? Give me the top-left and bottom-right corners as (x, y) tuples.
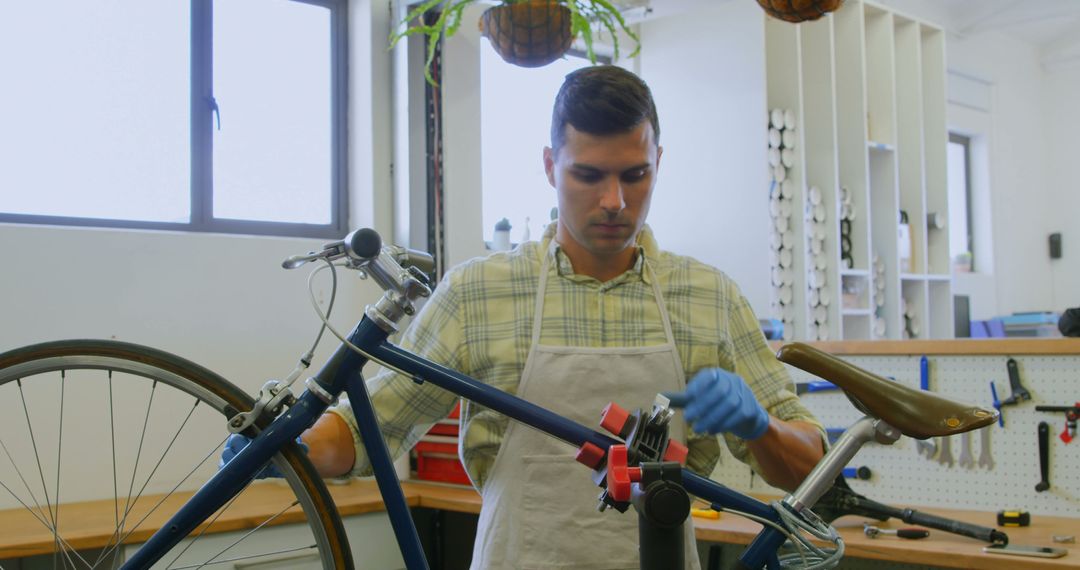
(606, 445), (641, 502)
(663, 440), (688, 465)
(600, 402), (631, 438)
(575, 441), (605, 468)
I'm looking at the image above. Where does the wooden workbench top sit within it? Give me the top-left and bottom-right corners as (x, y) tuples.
(769, 338), (1080, 356)
(1, 479), (1075, 568)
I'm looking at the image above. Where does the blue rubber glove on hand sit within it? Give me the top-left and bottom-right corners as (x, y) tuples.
(682, 368), (770, 441)
(218, 433), (308, 479)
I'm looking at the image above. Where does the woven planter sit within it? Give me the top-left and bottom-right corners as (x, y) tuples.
(757, 0), (844, 23)
(480, 0), (574, 68)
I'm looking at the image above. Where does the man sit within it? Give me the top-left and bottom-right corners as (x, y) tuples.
(241, 65), (825, 568)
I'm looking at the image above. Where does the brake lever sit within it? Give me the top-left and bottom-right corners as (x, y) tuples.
(282, 241), (347, 269)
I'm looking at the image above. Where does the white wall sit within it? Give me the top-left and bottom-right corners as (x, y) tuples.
(0, 0), (395, 493)
(1042, 63), (1080, 311)
(948, 32), (1056, 316)
(882, 0), (1068, 318)
(638, 0), (772, 313)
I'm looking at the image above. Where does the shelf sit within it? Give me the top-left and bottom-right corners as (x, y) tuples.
(764, 0), (951, 340)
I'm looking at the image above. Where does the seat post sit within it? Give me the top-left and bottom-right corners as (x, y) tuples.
(783, 417), (901, 516)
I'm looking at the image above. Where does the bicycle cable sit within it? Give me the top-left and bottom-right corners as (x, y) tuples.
(721, 503), (843, 569)
(771, 500), (844, 569)
(305, 262), (422, 382)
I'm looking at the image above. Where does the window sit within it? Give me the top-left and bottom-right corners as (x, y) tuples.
(947, 133), (974, 271)
(480, 44), (592, 245)
(0, 0), (347, 238)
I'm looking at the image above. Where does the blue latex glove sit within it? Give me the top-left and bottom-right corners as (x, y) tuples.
(682, 368), (770, 440)
(219, 433), (308, 479)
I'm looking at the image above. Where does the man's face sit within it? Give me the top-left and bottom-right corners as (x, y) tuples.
(544, 122), (662, 263)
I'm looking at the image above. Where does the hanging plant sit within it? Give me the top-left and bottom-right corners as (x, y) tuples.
(756, 0), (844, 23)
(390, 0), (641, 84)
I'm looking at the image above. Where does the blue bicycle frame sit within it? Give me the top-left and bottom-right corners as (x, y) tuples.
(126, 314), (787, 570)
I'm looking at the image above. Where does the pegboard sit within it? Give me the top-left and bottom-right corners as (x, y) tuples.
(710, 354), (1080, 518)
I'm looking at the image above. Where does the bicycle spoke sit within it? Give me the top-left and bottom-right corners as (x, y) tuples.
(115, 380), (158, 543)
(93, 398), (201, 570)
(55, 370), (66, 564)
(107, 370), (121, 569)
(16, 378), (58, 536)
(0, 436), (51, 528)
(95, 435), (231, 565)
(165, 489), (247, 569)
(169, 545), (318, 570)
(191, 500), (301, 570)
(0, 477), (95, 569)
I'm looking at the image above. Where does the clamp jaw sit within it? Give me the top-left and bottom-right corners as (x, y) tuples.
(574, 395), (689, 513)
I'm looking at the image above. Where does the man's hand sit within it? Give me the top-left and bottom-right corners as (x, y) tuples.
(682, 368), (770, 440)
(218, 433), (308, 479)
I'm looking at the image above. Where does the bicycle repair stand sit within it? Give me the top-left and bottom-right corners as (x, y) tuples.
(579, 397), (694, 569)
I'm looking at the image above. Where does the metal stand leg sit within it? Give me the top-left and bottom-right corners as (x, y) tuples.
(634, 462), (691, 570)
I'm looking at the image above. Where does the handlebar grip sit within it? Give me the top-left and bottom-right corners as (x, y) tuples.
(900, 508), (1008, 544)
(347, 228), (382, 259)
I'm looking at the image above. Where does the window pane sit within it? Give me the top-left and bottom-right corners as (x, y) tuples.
(0, 2), (189, 222)
(946, 139), (970, 268)
(212, 0), (331, 225)
(480, 43), (590, 243)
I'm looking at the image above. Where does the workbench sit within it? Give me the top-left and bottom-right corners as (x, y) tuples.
(2, 479), (1075, 568)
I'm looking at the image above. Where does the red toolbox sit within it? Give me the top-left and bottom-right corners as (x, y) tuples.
(414, 440), (471, 485)
(414, 402), (470, 485)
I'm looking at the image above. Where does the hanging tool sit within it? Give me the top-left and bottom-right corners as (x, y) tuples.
(937, 433), (955, 467)
(978, 427), (995, 469)
(863, 524), (930, 539)
(958, 431), (975, 468)
(1035, 402), (1080, 444)
(916, 356), (937, 458)
(1001, 358), (1032, 405)
(990, 381), (1004, 427)
(1036, 421), (1051, 492)
(814, 477), (1009, 545)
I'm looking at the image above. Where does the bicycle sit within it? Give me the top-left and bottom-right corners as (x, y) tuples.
(0, 228), (999, 569)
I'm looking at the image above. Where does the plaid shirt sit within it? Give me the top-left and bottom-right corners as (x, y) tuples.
(329, 224), (822, 488)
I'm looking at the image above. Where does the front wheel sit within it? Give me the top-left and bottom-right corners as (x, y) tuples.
(0, 340), (352, 569)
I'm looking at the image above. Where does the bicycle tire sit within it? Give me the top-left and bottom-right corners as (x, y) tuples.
(0, 339), (353, 569)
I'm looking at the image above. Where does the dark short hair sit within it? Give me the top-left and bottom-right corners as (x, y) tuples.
(550, 65), (660, 152)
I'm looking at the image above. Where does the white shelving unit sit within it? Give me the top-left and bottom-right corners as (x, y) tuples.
(764, 0), (952, 340)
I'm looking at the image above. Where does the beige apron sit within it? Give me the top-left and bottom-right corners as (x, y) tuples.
(470, 244), (702, 570)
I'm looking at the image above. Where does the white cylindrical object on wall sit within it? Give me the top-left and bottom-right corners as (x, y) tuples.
(769, 128), (782, 149)
(771, 108), (784, 129)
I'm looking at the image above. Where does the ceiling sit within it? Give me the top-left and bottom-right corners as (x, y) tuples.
(894, 0), (1080, 68)
(619, 0), (1080, 69)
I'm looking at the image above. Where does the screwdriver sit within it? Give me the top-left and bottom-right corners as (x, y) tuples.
(863, 524), (930, 539)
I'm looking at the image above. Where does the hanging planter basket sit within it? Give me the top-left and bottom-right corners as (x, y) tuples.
(480, 0), (574, 68)
(757, 0), (844, 23)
